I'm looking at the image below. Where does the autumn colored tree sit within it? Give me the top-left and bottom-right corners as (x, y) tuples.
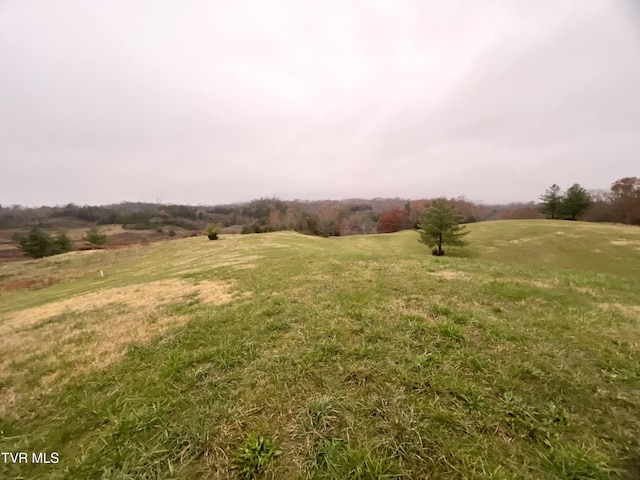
(610, 177), (640, 224)
(449, 197), (483, 223)
(317, 205), (341, 237)
(377, 206), (411, 233)
(539, 184), (564, 219)
(268, 209), (284, 231)
(581, 189), (617, 223)
(405, 200), (427, 228)
(418, 199), (469, 256)
(340, 211), (377, 235)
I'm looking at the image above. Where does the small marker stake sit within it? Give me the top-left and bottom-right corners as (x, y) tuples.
(100, 270), (104, 278)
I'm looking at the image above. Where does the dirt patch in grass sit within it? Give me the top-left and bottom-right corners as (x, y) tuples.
(506, 238), (535, 244)
(528, 278), (560, 289)
(572, 286), (597, 296)
(598, 303), (640, 320)
(169, 254), (261, 274)
(0, 247), (25, 263)
(1, 278), (56, 293)
(0, 279), (238, 415)
(429, 270), (472, 281)
(554, 231), (583, 238)
(610, 239), (640, 246)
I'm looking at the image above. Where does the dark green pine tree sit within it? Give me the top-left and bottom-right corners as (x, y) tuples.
(561, 184), (592, 220)
(538, 184), (564, 219)
(13, 226), (73, 258)
(418, 198), (469, 256)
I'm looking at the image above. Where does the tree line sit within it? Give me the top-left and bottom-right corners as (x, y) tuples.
(539, 177), (640, 224)
(0, 197), (512, 234)
(3, 176), (637, 240)
(5, 175), (638, 259)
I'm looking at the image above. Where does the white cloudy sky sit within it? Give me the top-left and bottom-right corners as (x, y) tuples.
(1, 0), (639, 206)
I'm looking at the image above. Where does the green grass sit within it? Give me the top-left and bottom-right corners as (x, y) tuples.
(1, 220), (639, 479)
(464, 219), (640, 276)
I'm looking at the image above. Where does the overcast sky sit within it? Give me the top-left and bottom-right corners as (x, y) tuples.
(1, 0), (639, 206)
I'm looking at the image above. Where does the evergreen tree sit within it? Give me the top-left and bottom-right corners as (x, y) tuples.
(84, 227), (107, 245)
(418, 198), (469, 256)
(561, 184), (592, 220)
(14, 226), (73, 258)
(538, 184), (564, 219)
(52, 232), (73, 255)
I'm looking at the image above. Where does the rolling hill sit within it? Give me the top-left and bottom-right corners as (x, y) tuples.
(1, 220), (639, 479)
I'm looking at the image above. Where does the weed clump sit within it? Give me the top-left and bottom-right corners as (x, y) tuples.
(233, 434), (282, 479)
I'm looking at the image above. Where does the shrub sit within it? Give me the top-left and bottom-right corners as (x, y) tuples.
(240, 224), (274, 234)
(168, 229), (176, 237)
(14, 226), (73, 258)
(254, 225), (274, 234)
(84, 227), (107, 245)
(204, 223), (221, 240)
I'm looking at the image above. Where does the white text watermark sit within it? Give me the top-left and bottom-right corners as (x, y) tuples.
(1, 452), (59, 464)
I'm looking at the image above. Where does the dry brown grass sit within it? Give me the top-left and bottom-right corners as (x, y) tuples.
(610, 239), (640, 246)
(429, 270), (472, 281)
(528, 278), (560, 289)
(0, 279), (238, 415)
(65, 225), (141, 241)
(571, 286), (597, 296)
(597, 302), (640, 319)
(1, 279), (233, 332)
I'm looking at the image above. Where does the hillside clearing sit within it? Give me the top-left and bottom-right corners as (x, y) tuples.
(1, 220), (639, 479)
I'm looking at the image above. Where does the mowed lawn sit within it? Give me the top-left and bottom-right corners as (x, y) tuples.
(1, 220), (639, 479)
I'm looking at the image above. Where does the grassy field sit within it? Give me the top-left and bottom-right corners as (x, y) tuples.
(0, 220), (639, 479)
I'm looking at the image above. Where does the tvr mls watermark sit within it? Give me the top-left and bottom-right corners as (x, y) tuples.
(2, 452), (59, 464)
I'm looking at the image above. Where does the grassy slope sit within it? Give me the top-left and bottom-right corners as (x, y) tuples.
(0, 220), (639, 479)
(464, 220), (640, 277)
